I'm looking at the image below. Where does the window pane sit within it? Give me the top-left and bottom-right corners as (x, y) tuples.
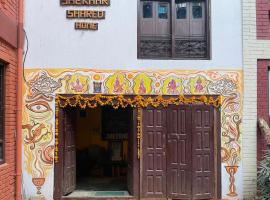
(192, 3), (202, 18)
(143, 3), (152, 18)
(176, 3), (187, 19)
(158, 4), (168, 19)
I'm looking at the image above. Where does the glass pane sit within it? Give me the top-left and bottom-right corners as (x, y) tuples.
(143, 3), (152, 18)
(158, 4), (168, 19)
(192, 3), (202, 18)
(176, 3), (187, 19)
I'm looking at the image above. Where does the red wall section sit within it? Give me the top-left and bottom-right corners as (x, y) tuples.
(0, 0), (18, 20)
(256, 0), (270, 39)
(257, 60), (270, 162)
(0, 39), (17, 200)
(0, 2), (18, 200)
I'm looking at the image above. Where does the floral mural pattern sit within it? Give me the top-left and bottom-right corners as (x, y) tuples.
(22, 69), (242, 199)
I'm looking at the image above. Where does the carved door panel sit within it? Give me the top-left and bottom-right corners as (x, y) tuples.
(141, 105), (216, 199)
(192, 105), (214, 199)
(63, 109), (76, 196)
(167, 106), (192, 199)
(142, 108), (167, 198)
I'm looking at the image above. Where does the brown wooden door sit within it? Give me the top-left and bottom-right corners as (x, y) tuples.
(63, 109), (76, 195)
(167, 105), (192, 199)
(192, 105), (214, 199)
(141, 105), (216, 199)
(142, 108), (167, 198)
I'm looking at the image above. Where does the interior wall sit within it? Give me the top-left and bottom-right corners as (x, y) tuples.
(75, 107), (128, 157)
(75, 107), (108, 150)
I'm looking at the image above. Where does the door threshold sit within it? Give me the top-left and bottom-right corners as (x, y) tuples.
(62, 196), (135, 200)
(62, 190), (134, 200)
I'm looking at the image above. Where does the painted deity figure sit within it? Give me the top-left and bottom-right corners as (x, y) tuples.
(71, 78), (84, 92)
(113, 77), (124, 93)
(195, 78), (204, 93)
(138, 79), (146, 94)
(167, 79), (177, 94)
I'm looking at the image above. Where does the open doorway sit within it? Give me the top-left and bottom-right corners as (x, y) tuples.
(73, 106), (132, 197)
(58, 105), (134, 198)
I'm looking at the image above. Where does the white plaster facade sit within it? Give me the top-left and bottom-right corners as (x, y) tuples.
(22, 0), (253, 199)
(24, 0), (242, 70)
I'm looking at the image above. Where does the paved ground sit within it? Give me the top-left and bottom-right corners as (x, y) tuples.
(67, 177), (130, 198)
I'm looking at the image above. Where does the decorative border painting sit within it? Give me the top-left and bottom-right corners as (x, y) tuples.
(22, 69), (243, 200)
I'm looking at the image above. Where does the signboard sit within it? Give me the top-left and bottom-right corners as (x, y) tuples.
(61, 0), (110, 6)
(60, 0), (110, 30)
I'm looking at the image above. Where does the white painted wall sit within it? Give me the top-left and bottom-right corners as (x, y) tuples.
(24, 0), (243, 69)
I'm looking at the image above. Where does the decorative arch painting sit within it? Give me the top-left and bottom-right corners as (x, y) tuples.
(22, 69), (243, 200)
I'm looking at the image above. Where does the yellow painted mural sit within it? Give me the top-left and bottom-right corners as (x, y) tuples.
(22, 69), (243, 199)
(65, 73), (90, 94)
(133, 73), (153, 94)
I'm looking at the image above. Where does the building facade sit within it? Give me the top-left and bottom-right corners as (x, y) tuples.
(256, 0), (270, 161)
(242, 0), (270, 198)
(23, 0), (246, 200)
(0, 0), (23, 200)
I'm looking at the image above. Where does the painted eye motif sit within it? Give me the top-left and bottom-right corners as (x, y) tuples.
(26, 101), (51, 113)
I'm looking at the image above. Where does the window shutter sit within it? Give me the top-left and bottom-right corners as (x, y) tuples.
(138, 0), (209, 59)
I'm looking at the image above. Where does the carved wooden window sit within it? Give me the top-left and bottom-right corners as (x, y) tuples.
(0, 64), (4, 164)
(138, 0), (210, 59)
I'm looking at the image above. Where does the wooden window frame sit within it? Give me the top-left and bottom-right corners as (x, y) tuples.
(0, 63), (5, 165)
(137, 0), (211, 60)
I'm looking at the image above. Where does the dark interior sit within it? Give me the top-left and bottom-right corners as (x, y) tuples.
(75, 106), (132, 192)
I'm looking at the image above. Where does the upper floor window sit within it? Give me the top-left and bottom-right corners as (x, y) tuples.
(0, 64), (4, 164)
(138, 0), (210, 59)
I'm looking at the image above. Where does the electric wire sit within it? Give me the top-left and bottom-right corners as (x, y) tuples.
(23, 29), (28, 84)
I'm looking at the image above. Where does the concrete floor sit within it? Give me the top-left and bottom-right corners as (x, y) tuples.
(67, 177), (130, 198)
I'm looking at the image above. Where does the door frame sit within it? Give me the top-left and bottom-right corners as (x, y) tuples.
(214, 105), (222, 200)
(53, 96), (140, 200)
(54, 94), (221, 200)
(54, 107), (65, 200)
